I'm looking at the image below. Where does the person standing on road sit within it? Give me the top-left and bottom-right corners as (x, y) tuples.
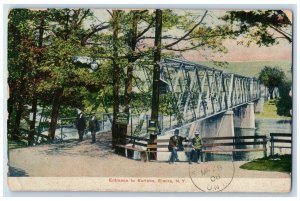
(168, 128), (188, 164)
(89, 113), (99, 143)
(76, 109), (86, 141)
(189, 131), (203, 164)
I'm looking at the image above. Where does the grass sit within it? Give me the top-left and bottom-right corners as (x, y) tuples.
(240, 154), (292, 173)
(8, 139), (28, 150)
(198, 60), (292, 80)
(256, 99), (291, 120)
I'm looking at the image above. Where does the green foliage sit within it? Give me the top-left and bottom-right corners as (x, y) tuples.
(10, 9), (291, 142)
(8, 9), (47, 136)
(276, 80), (292, 117)
(240, 154), (291, 172)
(259, 66), (285, 87)
(159, 93), (177, 115)
(7, 8), (112, 140)
(258, 66), (285, 98)
(222, 10), (292, 46)
(162, 9), (182, 30)
(8, 139), (28, 149)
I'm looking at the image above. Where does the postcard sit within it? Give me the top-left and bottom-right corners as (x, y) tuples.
(6, 8), (292, 192)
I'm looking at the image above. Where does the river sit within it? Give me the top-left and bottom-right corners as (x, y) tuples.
(206, 118), (292, 161)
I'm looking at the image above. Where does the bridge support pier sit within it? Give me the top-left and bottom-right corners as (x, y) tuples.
(255, 97), (264, 113)
(193, 110), (235, 138)
(218, 110), (235, 137)
(160, 110), (236, 161)
(234, 102), (255, 129)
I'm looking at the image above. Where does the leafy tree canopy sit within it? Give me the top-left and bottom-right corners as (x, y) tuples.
(222, 10), (292, 46)
(258, 66), (285, 98)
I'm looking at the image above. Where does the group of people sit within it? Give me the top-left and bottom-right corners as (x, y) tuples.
(75, 109), (99, 143)
(75, 109), (202, 164)
(168, 128), (203, 164)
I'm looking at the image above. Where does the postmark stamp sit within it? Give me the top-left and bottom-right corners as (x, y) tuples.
(188, 148), (235, 192)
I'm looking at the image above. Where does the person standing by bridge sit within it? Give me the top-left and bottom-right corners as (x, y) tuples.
(168, 128), (188, 164)
(189, 131), (203, 164)
(89, 113), (99, 143)
(76, 109), (86, 141)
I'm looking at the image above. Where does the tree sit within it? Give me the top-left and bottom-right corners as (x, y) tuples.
(149, 9), (163, 146)
(258, 66), (285, 99)
(117, 10), (155, 140)
(222, 10), (292, 46)
(28, 10), (47, 145)
(41, 9), (110, 140)
(111, 10), (122, 148)
(117, 9), (231, 136)
(29, 9), (107, 141)
(8, 9), (38, 140)
(276, 80), (292, 117)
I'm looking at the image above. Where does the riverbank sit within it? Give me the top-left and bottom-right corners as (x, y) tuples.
(240, 155), (292, 172)
(256, 99), (292, 120)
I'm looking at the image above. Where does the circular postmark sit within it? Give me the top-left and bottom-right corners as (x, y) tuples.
(188, 147), (235, 192)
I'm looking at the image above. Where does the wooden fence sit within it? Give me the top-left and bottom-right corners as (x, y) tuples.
(270, 133), (292, 157)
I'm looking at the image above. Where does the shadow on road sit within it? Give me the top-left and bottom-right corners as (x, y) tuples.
(41, 133), (114, 159)
(8, 166), (29, 177)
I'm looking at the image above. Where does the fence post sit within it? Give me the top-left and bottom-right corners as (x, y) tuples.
(146, 115), (149, 131)
(131, 115), (133, 136)
(263, 136), (267, 158)
(232, 137), (236, 161)
(102, 114), (105, 131)
(270, 134), (274, 157)
(161, 115), (163, 131)
(202, 151), (205, 162)
(60, 119), (63, 140)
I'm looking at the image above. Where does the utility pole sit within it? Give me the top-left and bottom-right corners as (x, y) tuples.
(150, 9), (163, 153)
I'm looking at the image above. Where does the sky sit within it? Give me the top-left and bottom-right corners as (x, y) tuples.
(168, 10), (293, 62)
(91, 9), (293, 62)
(185, 38), (292, 62)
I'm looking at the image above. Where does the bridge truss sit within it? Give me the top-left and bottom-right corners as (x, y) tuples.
(156, 58), (264, 131)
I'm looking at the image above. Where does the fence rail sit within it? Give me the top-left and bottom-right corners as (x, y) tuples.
(116, 135), (267, 162)
(270, 133), (292, 157)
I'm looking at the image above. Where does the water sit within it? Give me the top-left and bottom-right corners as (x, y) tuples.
(207, 118), (292, 161)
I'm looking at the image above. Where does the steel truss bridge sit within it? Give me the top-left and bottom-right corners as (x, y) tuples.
(157, 58), (265, 129)
(127, 58), (270, 136)
(49, 58), (271, 140)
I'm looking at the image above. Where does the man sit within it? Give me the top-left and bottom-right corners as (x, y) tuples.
(76, 109), (86, 141)
(168, 128), (188, 164)
(89, 113), (99, 143)
(189, 131), (203, 164)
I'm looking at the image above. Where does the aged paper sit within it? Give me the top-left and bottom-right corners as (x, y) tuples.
(7, 8), (292, 192)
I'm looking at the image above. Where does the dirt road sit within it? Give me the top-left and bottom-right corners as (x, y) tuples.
(7, 132), (291, 192)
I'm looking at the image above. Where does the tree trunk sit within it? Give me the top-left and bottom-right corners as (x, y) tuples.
(29, 17), (45, 145)
(120, 11), (140, 137)
(269, 87), (274, 99)
(12, 102), (24, 139)
(7, 84), (15, 134)
(149, 9), (163, 156)
(29, 97), (37, 145)
(11, 65), (28, 138)
(111, 10), (121, 148)
(48, 88), (64, 141)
